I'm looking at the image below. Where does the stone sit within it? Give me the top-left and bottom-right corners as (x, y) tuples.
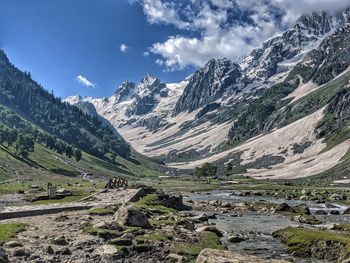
(51, 235), (68, 246)
(12, 248), (30, 258)
(273, 203), (294, 213)
(195, 248), (289, 263)
(92, 245), (121, 257)
(56, 247), (71, 255)
(330, 193), (343, 201)
(195, 226), (223, 237)
(5, 240), (22, 248)
(166, 253), (185, 262)
(228, 235), (245, 243)
(294, 204), (311, 215)
(0, 248), (9, 263)
(300, 195), (309, 201)
(314, 210), (328, 215)
(221, 202), (231, 208)
(46, 246), (54, 255)
(177, 220), (195, 231)
(330, 210), (340, 215)
(114, 205), (152, 229)
(108, 237), (133, 246)
(343, 207), (350, 214)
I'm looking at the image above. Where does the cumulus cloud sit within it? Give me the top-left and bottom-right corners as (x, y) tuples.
(120, 43), (128, 53)
(134, 0), (349, 70)
(76, 75), (96, 88)
(143, 51), (150, 57)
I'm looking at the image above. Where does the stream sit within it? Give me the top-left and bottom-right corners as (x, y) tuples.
(185, 190), (350, 263)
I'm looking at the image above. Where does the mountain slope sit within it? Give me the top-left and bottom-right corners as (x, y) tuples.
(67, 8), (350, 179)
(0, 50), (163, 181)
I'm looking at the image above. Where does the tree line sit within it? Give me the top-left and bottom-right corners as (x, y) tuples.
(0, 49), (130, 160)
(0, 105), (82, 161)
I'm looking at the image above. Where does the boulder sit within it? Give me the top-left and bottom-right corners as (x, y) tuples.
(158, 194), (192, 211)
(195, 226), (223, 237)
(12, 248), (30, 258)
(51, 235), (68, 246)
(294, 204), (311, 215)
(114, 205), (152, 229)
(195, 248), (290, 263)
(166, 253), (185, 263)
(0, 247), (9, 263)
(343, 207), (350, 215)
(228, 235), (245, 243)
(46, 246), (54, 255)
(314, 210), (328, 215)
(5, 241), (22, 248)
(273, 203), (294, 213)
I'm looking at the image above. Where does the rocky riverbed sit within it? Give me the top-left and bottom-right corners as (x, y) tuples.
(0, 187), (350, 262)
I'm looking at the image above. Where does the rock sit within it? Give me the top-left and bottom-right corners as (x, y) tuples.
(134, 244), (152, 253)
(177, 220), (195, 231)
(195, 248), (289, 263)
(294, 204), (311, 215)
(158, 194), (192, 211)
(314, 210), (328, 215)
(80, 220), (90, 227)
(301, 189), (311, 196)
(221, 202), (231, 208)
(330, 210), (340, 215)
(196, 226), (223, 237)
(56, 247), (71, 255)
(273, 203), (294, 213)
(114, 205), (152, 229)
(191, 213), (217, 222)
(108, 237), (133, 246)
(46, 246), (54, 255)
(343, 207), (350, 214)
(0, 247), (9, 263)
(330, 193), (343, 201)
(300, 195), (309, 201)
(228, 235), (245, 243)
(12, 248), (30, 258)
(51, 235), (68, 246)
(92, 245), (121, 257)
(166, 253), (185, 263)
(5, 240), (22, 248)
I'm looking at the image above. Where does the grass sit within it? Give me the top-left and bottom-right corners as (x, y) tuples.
(134, 194), (175, 214)
(172, 231), (224, 260)
(149, 219), (176, 226)
(273, 227), (350, 259)
(136, 231), (171, 242)
(84, 226), (122, 240)
(0, 223), (25, 244)
(88, 207), (115, 215)
(31, 194), (88, 205)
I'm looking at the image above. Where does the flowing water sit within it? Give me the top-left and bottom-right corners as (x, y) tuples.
(185, 190), (350, 263)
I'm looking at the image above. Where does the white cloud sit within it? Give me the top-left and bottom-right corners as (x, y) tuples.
(76, 75), (96, 88)
(120, 43), (128, 53)
(143, 51), (150, 57)
(135, 0), (350, 70)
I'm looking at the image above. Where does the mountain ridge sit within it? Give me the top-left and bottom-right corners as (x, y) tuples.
(66, 7), (350, 179)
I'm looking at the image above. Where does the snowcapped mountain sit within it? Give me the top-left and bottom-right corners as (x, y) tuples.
(66, 7), (350, 179)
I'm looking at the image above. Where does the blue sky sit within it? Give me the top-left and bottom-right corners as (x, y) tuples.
(0, 0), (195, 98)
(0, 0), (348, 99)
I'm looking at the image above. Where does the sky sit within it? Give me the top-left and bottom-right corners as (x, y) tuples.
(0, 0), (349, 99)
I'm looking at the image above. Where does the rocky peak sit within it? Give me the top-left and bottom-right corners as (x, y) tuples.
(114, 80), (136, 103)
(174, 58), (241, 114)
(241, 8), (350, 82)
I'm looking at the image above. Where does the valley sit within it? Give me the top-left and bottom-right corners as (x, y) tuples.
(0, 3), (350, 263)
